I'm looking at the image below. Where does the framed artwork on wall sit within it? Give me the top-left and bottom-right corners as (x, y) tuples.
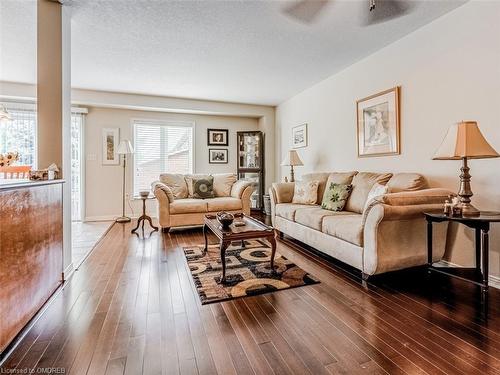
(209, 148), (228, 164)
(102, 127), (120, 165)
(292, 123), (307, 148)
(207, 128), (229, 146)
(357, 86), (400, 157)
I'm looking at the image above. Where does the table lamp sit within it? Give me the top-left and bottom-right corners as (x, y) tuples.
(433, 121), (499, 216)
(116, 139), (134, 223)
(281, 150), (303, 182)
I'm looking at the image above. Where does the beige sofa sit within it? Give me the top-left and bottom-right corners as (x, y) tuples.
(152, 173), (253, 232)
(270, 171), (451, 279)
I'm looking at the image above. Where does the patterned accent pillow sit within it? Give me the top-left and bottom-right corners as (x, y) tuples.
(292, 180), (320, 205)
(192, 176), (215, 199)
(321, 183), (353, 211)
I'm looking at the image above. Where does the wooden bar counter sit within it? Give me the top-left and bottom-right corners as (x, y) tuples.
(0, 179), (64, 355)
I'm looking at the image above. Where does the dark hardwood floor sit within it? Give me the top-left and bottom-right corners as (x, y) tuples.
(1, 217), (499, 374)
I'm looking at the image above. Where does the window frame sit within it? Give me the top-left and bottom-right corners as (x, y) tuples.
(131, 118), (196, 196)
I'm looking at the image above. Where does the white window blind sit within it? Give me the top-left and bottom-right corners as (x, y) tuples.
(133, 120), (194, 195)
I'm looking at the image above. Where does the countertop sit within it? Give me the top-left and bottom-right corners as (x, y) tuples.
(0, 179), (65, 191)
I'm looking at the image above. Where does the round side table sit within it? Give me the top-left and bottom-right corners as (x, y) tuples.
(131, 194), (159, 234)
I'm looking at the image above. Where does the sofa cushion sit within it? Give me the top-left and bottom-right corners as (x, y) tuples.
(192, 176), (215, 199)
(345, 172), (393, 213)
(292, 180), (319, 205)
(275, 203), (315, 221)
(387, 173), (428, 193)
(295, 207), (348, 231)
(321, 183), (353, 211)
(170, 198), (208, 214)
(207, 197), (242, 212)
(213, 173), (237, 197)
(322, 214), (364, 246)
(159, 173), (189, 199)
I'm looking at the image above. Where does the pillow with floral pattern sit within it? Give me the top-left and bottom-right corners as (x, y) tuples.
(321, 183), (353, 211)
(292, 180), (320, 205)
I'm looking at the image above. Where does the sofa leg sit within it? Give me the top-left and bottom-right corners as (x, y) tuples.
(361, 272), (370, 289)
(161, 227), (170, 233)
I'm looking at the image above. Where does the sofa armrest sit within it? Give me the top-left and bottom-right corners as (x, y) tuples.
(362, 201), (448, 276)
(271, 182), (295, 203)
(240, 185), (254, 215)
(231, 180), (252, 198)
(152, 181), (174, 203)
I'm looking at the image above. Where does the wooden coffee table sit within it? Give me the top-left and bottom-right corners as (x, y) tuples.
(203, 213), (276, 283)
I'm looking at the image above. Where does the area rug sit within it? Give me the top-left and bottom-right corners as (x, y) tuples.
(183, 239), (319, 304)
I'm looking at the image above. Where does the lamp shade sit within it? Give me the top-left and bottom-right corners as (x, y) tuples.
(281, 150), (304, 166)
(433, 121), (499, 160)
(117, 139), (134, 155)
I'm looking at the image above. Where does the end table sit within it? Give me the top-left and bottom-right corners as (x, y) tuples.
(425, 211), (500, 296)
(132, 194), (159, 234)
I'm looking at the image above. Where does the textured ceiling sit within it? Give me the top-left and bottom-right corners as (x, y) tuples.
(0, 0), (465, 105)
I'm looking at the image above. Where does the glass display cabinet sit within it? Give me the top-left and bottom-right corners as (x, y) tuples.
(237, 131), (264, 210)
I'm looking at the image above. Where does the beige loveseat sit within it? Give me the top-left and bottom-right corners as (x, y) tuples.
(152, 173), (253, 232)
(270, 171), (451, 279)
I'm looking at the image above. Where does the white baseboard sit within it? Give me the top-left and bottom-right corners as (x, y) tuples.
(438, 260), (499, 289)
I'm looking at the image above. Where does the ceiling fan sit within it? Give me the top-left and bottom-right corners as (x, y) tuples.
(282, 0), (415, 26)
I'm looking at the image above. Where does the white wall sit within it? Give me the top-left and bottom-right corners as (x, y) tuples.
(276, 1), (500, 279)
(84, 107), (259, 220)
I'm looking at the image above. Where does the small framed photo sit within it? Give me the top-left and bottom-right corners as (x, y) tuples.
(207, 128), (228, 146)
(209, 149), (228, 164)
(357, 86), (400, 157)
(292, 124), (307, 148)
(102, 128), (120, 165)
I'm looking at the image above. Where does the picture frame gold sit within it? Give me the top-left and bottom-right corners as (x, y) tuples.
(356, 86), (400, 157)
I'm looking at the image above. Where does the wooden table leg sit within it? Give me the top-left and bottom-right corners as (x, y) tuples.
(481, 228), (489, 294)
(220, 240), (230, 283)
(203, 224), (208, 252)
(131, 216), (143, 234)
(269, 235), (277, 274)
(426, 219), (433, 271)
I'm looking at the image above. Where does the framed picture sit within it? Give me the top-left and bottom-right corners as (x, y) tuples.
(207, 128), (228, 146)
(102, 128), (120, 165)
(209, 148), (228, 164)
(357, 86), (400, 157)
(292, 124), (307, 148)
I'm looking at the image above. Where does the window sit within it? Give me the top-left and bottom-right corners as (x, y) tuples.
(133, 120), (194, 195)
(0, 106), (38, 168)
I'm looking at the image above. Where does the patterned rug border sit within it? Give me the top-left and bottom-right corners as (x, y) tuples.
(182, 240), (320, 305)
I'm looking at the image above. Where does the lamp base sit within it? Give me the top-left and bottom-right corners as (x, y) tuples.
(460, 203), (480, 217)
(116, 216), (131, 223)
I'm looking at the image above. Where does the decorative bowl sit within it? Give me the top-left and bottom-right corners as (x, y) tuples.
(217, 211), (234, 229)
(139, 190), (150, 198)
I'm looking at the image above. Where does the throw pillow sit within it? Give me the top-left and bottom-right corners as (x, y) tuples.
(292, 180), (320, 205)
(321, 183), (353, 211)
(185, 174), (210, 197)
(363, 183), (388, 211)
(191, 176), (215, 199)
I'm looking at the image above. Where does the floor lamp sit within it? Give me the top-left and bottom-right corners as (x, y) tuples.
(116, 140), (134, 223)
